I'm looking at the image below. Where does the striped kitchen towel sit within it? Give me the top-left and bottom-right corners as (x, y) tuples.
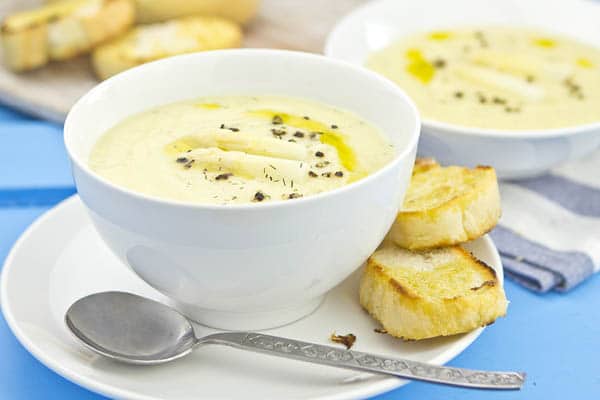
(490, 149), (600, 293)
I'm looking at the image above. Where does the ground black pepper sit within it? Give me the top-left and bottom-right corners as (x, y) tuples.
(253, 191), (266, 202)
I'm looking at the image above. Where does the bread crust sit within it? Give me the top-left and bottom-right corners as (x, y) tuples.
(360, 245), (508, 340)
(390, 161), (501, 250)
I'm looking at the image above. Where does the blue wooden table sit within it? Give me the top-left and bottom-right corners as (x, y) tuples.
(1, 104), (598, 399)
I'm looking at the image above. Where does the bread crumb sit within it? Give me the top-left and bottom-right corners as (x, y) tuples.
(330, 332), (356, 349)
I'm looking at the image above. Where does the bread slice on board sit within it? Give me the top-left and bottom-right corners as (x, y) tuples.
(133, 0), (259, 25)
(1, 0), (134, 71)
(390, 159), (501, 250)
(360, 243), (508, 340)
(91, 15), (242, 79)
(46, 0), (259, 25)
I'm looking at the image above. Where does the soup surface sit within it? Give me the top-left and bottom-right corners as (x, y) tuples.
(89, 95), (395, 204)
(367, 27), (600, 130)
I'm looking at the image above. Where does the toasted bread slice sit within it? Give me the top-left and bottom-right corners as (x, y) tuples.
(390, 159), (501, 250)
(360, 243), (508, 340)
(1, 0), (134, 71)
(91, 16), (243, 79)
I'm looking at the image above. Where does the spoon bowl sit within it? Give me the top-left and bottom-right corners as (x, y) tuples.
(66, 292), (197, 365)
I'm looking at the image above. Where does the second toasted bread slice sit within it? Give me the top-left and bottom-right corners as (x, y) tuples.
(390, 159), (501, 250)
(91, 15), (243, 79)
(360, 243), (508, 340)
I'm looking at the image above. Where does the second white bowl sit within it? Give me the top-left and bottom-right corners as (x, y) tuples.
(325, 0), (600, 179)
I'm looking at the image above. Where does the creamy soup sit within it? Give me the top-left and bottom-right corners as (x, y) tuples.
(367, 27), (600, 130)
(89, 95), (395, 204)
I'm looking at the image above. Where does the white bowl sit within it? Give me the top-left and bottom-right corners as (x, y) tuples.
(64, 49), (420, 330)
(325, 0), (600, 179)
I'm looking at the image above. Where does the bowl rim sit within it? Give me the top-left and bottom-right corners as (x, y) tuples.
(324, 0), (600, 139)
(64, 48), (421, 211)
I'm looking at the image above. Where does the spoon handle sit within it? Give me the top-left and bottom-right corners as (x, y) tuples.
(199, 332), (525, 390)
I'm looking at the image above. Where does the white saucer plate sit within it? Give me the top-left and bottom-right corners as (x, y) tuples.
(1, 196), (503, 400)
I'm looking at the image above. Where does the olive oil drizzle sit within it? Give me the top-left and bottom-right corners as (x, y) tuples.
(405, 48), (436, 84)
(247, 109), (358, 172)
(196, 103), (222, 109)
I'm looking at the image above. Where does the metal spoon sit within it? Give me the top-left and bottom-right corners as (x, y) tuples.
(65, 291), (525, 390)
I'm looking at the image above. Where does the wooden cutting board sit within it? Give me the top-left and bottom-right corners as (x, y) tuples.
(0, 0), (365, 123)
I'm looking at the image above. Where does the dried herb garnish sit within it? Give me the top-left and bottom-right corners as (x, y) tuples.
(331, 124), (338, 129)
(293, 131), (305, 138)
(563, 77), (584, 99)
(253, 191), (266, 202)
(215, 173), (233, 180)
(183, 159), (195, 169)
(374, 328), (388, 334)
(335, 171), (344, 177)
(453, 91), (464, 99)
(271, 128), (286, 136)
(303, 116), (310, 120)
(474, 31), (489, 47)
(308, 171), (318, 178)
(492, 96), (507, 105)
(288, 139), (297, 143)
(315, 151), (324, 158)
(288, 193), (303, 199)
(309, 132), (317, 139)
(176, 157), (189, 163)
(322, 172), (332, 177)
(330, 333), (356, 350)
(433, 58), (446, 68)
(315, 161), (330, 168)
(272, 115), (283, 125)
(526, 75), (535, 83)
(219, 123), (239, 132)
